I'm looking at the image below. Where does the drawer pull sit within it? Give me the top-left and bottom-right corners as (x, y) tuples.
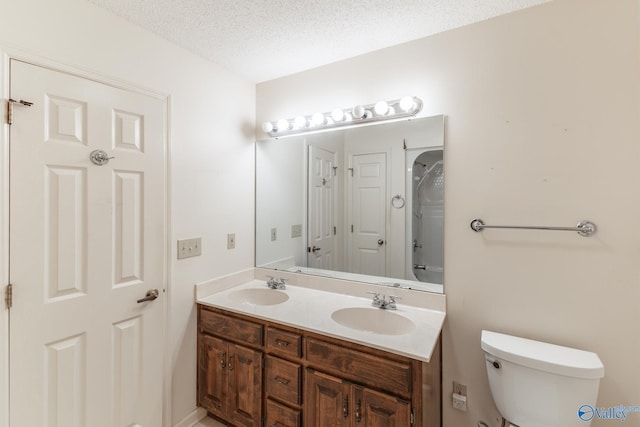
(355, 399), (362, 423)
(229, 355), (234, 371)
(220, 352), (226, 369)
(274, 339), (290, 348)
(273, 376), (290, 386)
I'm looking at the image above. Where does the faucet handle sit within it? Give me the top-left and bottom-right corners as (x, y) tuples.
(388, 295), (401, 302)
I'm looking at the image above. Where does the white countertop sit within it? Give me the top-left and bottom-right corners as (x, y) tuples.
(196, 276), (445, 363)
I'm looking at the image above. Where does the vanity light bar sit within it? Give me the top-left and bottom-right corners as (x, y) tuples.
(262, 96), (423, 137)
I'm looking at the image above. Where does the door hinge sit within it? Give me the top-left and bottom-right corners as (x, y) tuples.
(350, 224), (354, 233)
(403, 138), (407, 150)
(348, 167), (354, 176)
(5, 283), (13, 309)
(410, 408), (415, 424)
(6, 98), (34, 125)
(333, 166), (338, 176)
(333, 226), (337, 235)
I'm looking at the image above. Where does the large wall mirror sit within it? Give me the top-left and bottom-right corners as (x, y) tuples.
(256, 115), (444, 294)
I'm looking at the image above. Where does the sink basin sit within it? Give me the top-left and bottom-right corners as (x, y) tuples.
(227, 288), (289, 306)
(331, 307), (416, 335)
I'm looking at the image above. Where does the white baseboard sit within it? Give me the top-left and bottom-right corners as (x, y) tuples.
(173, 407), (207, 427)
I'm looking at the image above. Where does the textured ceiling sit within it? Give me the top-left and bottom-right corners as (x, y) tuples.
(86, 0), (550, 83)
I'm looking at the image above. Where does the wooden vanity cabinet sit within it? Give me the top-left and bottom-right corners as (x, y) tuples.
(198, 308), (263, 427)
(198, 304), (440, 427)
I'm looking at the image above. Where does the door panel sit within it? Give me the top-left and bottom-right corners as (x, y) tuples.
(228, 344), (262, 427)
(354, 386), (411, 427)
(308, 145), (336, 269)
(349, 153), (387, 275)
(9, 60), (165, 427)
(304, 369), (351, 427)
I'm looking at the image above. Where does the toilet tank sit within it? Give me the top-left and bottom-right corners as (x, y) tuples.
(481, 330), (604, 427)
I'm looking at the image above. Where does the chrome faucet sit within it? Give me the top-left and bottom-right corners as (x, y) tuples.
(266, 276), (286, 290)
(367, 292), (400, 310)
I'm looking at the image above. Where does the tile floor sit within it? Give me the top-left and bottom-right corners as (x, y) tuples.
(193, 416), (226, 427)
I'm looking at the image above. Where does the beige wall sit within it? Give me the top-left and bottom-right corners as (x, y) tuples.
(257, 1), (640, 426)
(0, 0), (255, 425)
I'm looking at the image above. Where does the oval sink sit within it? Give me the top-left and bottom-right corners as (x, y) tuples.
(331, 307), (416, 335)
(227, 288), (289, 306)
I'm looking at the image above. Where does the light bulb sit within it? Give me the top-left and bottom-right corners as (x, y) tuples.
(363, 109), (373, 119)
(325, 117), (334, 125)
(399, 96), (416, 112)
(293, 116), (307, 129)
(344, 112), (353, 122)
(311, 112), (325, 126)
(276, 119), (290, 132)
(352, 105), (365, 119)
(331, 109), (345, 122)
(262, 122), (274, 133)
(374, 100), (389, 115)
(387, 106), (396, 116)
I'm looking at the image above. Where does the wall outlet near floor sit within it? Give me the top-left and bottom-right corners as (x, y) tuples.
(271, 228), (277, 241)
(452, 393), (467, 411)
(177, 237), (202, 259)
(227, 233), (236, 249)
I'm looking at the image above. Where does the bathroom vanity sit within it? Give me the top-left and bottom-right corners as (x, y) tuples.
(195, 269), (445, 427)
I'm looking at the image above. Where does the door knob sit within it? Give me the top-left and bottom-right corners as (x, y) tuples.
(137, 289), (159, 303)
(310, 246), (321, 253)
(377, 239), (385, 245)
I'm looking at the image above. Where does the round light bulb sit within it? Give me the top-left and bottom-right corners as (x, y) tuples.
(276, 119), (290, 132)
(363, 109), (373, 119)
(325, 117), (334, 125)
(262, 122), (274, 133)
(399, 96), (416, 112)
(374, 100), (389, 115)
(311, 112), (325, 126)
(344, 112), (353, 122)
(331, 109), (345, 122)
(293, 116), (307, 129)
(387, 106), (396, 116)
(352, 105), (365, 119)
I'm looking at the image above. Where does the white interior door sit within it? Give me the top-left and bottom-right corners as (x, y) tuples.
(8, 60), (166, 427)
(349, 153), (387, 276)
(307, 145), (336, 269)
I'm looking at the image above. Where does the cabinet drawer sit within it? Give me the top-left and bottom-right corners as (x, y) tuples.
(305, 337), (412, 397)
(200, 308), (263, 346)
(265, 356), (302, 405)
(266, 398), (300, 427)
(266, 327), (302, 359)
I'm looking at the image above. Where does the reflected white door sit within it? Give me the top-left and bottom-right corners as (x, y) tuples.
(307, 145), (336, 269)
(9, 60), (166, 427)
(349, 153), (387, 276)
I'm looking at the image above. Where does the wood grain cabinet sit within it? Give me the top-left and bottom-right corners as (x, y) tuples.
(197, 304), (440, 427)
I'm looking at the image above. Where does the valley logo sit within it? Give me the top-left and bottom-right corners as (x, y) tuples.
(578, 404), (640, 423)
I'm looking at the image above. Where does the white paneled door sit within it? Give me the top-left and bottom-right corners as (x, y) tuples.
(8, 60), (166, 427)
(307, 145), (336, 270)
(348, 153), (387, 276)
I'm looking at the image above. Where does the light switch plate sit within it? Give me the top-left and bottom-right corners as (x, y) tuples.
(177, 237), (201, 259)
(227, 233), (236, 249)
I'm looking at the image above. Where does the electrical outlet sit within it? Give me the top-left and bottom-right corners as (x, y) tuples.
(177, 238), (202, 259)
(452, 393), (467, 411)
(291, 224), (302, 238)
(271, 228), (277, 241)
(227, 233), (236, 249)
(453, 381), (467, 396)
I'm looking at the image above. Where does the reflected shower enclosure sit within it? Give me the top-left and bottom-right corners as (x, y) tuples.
(406, 148), (444, 284)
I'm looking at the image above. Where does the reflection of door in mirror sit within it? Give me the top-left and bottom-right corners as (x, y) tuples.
(308, 145), (337, 270)
(348, 152), (387, 276)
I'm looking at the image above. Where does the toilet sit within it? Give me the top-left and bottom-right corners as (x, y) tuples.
(481, 330), (604, 427)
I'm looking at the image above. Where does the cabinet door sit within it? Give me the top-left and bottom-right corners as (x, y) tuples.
(198, 335), (228, 417)
(353, 386), (411, 427)
(265, 398), (301, 427)
(304, 369), (352, 427)
(228, 343), (263, 427)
